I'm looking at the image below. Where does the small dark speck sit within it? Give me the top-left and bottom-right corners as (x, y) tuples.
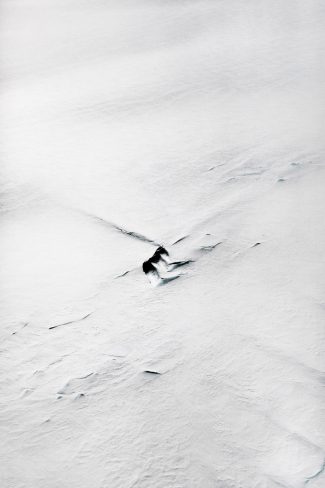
(252, 242), (261, 247)
(75, 393), (85, 400)
(278, 178), (286, 182)
(143, 370), (161, 375)
(57, 395), (63, 400)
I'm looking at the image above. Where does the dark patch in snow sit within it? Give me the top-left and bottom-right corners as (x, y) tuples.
(143, 246), (177, 285)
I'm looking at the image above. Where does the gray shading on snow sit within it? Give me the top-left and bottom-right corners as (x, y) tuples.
(0, 1), (325, 488)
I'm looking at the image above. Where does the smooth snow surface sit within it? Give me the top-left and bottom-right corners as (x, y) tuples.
(1, 1), (325, 487)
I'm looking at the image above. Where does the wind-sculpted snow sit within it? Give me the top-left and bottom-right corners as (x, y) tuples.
(1, 1), (325, 487)
(81, 211), (160, 246)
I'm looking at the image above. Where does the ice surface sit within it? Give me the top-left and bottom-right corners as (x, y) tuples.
(0, 1), (324, 487)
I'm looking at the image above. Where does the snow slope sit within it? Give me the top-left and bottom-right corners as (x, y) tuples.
(0, 1), (324, 487)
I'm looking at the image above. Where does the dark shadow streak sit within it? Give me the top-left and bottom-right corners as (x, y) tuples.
(49, 312), (93, 330)
(172, 235), (189, 245)
(83, 212), (160, 246)
(115, 270), (130, 278)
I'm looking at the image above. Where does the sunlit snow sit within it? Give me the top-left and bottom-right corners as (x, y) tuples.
(0, 1), (324, 487)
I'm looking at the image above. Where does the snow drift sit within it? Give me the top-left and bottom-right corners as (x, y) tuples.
(0, 1), (324, 487)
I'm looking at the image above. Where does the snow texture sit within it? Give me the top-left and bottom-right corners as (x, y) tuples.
(0, 1), (324, 487)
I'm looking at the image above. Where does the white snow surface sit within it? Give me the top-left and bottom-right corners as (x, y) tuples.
(1, 1), (325, 487)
